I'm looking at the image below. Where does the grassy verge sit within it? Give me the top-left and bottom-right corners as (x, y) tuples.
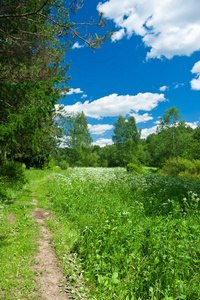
(0, 187), (38, 298)
(0, 169), (52, 299)
(33, 167), (200, 300)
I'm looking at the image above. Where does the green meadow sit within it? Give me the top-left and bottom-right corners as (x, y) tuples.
(1, 168), (200, 299)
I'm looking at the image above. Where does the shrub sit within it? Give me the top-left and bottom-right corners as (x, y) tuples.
(161, 157), (200, 181)
(43, 157), (55, 170)
(58, 160), (69, 170)
(126, 163), (142, 173)
(179, 171), (200, 182)
(102, 160), (108, 167)
(92, 162), (99, 168)
(162, 157), (196, 176)
(0, 162), (26, 202)
(0, 162), (26, 183)
(142, 166), (158, 174)
(52, 166), (61, 172)
(194, 160), (200, 174)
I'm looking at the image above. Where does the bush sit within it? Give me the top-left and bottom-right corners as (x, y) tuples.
(194, 160), (200, 174)
(161, 157), (200, 181)
(126, 163), (142, 173)
(161, 157), (196, 176)
(0, 162), (26, 183)
(142, 166), (158, 174)
(102, 160), (108, 167)
(0, 162), (26, 202)
(58, 160), (69, 170)
(178, 171), (200, 181)
(43, 157), (55, 170)
(52, 166), (61, 172)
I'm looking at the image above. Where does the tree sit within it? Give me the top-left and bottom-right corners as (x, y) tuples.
(158, 106), (188, 158)
(0, 73), (63, 166)
(112, 115), (140, 166)
(0, 0), (69, 165)
(60, 111), (93, 166)
(159, 106), (181, 128)
(0, 0), (110, 166)
(0, 0), (109, 70)
(63, 112), (92, 148)
(145, 107), (193, 167)
(184, 126), (200, 160)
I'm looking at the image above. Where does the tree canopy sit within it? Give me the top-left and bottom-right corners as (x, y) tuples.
(0, 0), (110, 166)
(112, 115), (140, 166)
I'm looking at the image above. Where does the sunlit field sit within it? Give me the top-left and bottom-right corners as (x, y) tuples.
(35, 167), (200, 300)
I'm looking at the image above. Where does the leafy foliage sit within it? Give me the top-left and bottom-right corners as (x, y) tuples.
(0, 162), (26, 202)
(126, 163), (142, 173)
(0, 162), (25, 181)
(162, 157), (200, 181)
(144, 108), (194, 167)
(61, 111), (93, 149)
(0, 1), (110, 169)
(112, 115), (140, 166)
(58, 160), (69, 170)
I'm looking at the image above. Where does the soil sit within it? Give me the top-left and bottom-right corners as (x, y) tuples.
(32, 203), (70, 300)
(7, 214), (16, 223)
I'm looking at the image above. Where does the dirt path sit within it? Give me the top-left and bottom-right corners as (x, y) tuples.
(31, 200), (70, 300)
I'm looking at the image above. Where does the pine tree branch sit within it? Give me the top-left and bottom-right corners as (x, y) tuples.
(0, 0), (50, 19)
(0, 2), (108, 49)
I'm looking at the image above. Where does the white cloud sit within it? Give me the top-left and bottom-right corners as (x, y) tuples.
(81, 94), (88, 99)
(191, 60), (200, 90)
(68, 88), (84, 95)
(141, 125), (158, 139)
(191, 60), (200, 73)
(174, 83), (184, 89)
(61, 88), (84, 96)
(129, 112), (153, 123)
(72, 42), (84, 49)
(111, 28), (126, 42)
(159, 85), (168, 92)
(93, 138), (113, 147)
(58, 136), (71, 148)
(191, 78), (200, 90)
(186, 121), (199, 129)
(88, 124), (114, 135)
(60, 92), (166, 119)
(97, 0), (200, 59)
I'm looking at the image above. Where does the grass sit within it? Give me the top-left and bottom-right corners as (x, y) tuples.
(0, 168), (91, 300)
(0, 169), (53, 299)
(1, 167), (200, 299)
(32, 168), (200, 300)
(0, 190), (39, 298)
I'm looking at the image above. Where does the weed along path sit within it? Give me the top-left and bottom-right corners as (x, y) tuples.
(31, 201), (70, 300)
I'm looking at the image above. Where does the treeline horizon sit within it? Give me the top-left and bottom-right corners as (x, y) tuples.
(1, 104), (200, 169)
(51, 106), (200, 170)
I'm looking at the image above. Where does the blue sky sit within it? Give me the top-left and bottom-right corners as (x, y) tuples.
(58, 0), (200, 147)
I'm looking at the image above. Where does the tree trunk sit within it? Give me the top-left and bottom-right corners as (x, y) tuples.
(3, 144), (7, 166)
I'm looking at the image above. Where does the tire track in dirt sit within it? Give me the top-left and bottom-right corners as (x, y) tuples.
(32, 201), (70, 300)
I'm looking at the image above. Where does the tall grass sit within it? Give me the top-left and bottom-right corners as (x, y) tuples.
(37, 168), (200, 300)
